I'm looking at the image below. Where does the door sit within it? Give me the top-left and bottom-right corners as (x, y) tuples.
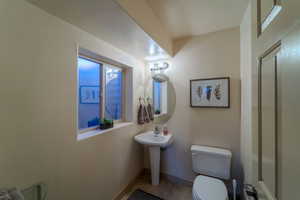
(257, 23), (300, 200)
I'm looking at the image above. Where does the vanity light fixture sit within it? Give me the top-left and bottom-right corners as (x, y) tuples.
(150, 61), (169, 72)
(148, 60), (171, 82)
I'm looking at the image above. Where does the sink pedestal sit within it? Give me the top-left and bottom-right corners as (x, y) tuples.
(149, 146), (160, 185)
(134, 131), (173, 186)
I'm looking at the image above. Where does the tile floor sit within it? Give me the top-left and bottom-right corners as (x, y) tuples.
(120, 174), (193, 200)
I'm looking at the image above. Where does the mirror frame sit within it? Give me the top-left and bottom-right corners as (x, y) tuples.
(257, 0), (282, 37)
(258, 41), (281, 199)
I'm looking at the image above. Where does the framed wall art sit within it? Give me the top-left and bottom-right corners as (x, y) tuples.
(190, 77), (230, 108)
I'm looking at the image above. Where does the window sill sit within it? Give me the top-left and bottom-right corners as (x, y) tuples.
(77, 122), (134, 141)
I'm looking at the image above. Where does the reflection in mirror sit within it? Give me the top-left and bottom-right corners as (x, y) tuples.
(153, 81), (167, 116)
(152, 73), (169, 82)
(152, 80), (176, 124)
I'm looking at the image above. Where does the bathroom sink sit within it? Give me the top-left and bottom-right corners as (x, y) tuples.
(134, 131), (174, 185)
(134, 131), (173, 148)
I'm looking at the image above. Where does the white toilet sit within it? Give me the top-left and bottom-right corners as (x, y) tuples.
(191, 145), (232, 200)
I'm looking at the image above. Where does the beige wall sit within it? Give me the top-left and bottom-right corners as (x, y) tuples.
(0, 0), (147, 199)
(152, 28), (242, 184)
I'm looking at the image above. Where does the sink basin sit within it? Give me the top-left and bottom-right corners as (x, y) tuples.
(134, 131), (174, 185)
(134, 131), (173, 148)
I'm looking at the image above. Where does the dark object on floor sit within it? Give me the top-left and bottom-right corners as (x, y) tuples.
(128, 189), (163, 200)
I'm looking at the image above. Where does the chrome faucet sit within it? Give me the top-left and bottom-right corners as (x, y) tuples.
(153, 125), (160, 136)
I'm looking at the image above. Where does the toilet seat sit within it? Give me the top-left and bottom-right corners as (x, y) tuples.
(193, 175), (228, 200)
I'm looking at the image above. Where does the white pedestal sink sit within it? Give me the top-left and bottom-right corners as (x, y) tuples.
(134, 131), (173, 185)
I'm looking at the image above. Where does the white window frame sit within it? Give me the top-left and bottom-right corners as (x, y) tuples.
(78, 54), (126, 134)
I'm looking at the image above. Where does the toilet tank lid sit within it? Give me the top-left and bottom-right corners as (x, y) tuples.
(191, 145), (232, 158)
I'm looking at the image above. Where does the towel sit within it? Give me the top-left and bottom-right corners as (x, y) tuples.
(143, 105), (150, 123)
(147, 103), (154, 121)
(137, 103), (145, 124)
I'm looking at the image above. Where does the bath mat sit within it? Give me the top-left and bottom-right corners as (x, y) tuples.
(128, 189), (163, 200)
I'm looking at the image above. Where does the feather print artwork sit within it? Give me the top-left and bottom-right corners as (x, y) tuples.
(197, 86), (203, 99)
(214, 84), (221, 100)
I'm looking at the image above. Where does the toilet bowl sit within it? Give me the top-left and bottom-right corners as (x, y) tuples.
(191, 145), (232, 200)
(193, 175), (228, 200)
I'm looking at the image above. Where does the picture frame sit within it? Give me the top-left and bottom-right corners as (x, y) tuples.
(79, 86), (100, 104)
(190, 77), (230, 108)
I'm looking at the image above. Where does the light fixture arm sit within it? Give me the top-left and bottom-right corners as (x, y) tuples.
(150, 62), (169, 71)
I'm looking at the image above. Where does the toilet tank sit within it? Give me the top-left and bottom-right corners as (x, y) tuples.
(191, 145), (232, 180)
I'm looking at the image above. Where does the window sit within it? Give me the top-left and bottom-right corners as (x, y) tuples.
(105, 65), (123, 120)
(78, 57), (101, 130)
(78, 56), (124, 132)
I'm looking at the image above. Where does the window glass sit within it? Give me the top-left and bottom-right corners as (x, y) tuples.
(105, 66), (123, 120)
(78, 57), (101, 130)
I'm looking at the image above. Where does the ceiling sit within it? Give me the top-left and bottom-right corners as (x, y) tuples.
(26, 0), (249, 59)
(26, 0), (165, 60)
(146, 0), (249, 39)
